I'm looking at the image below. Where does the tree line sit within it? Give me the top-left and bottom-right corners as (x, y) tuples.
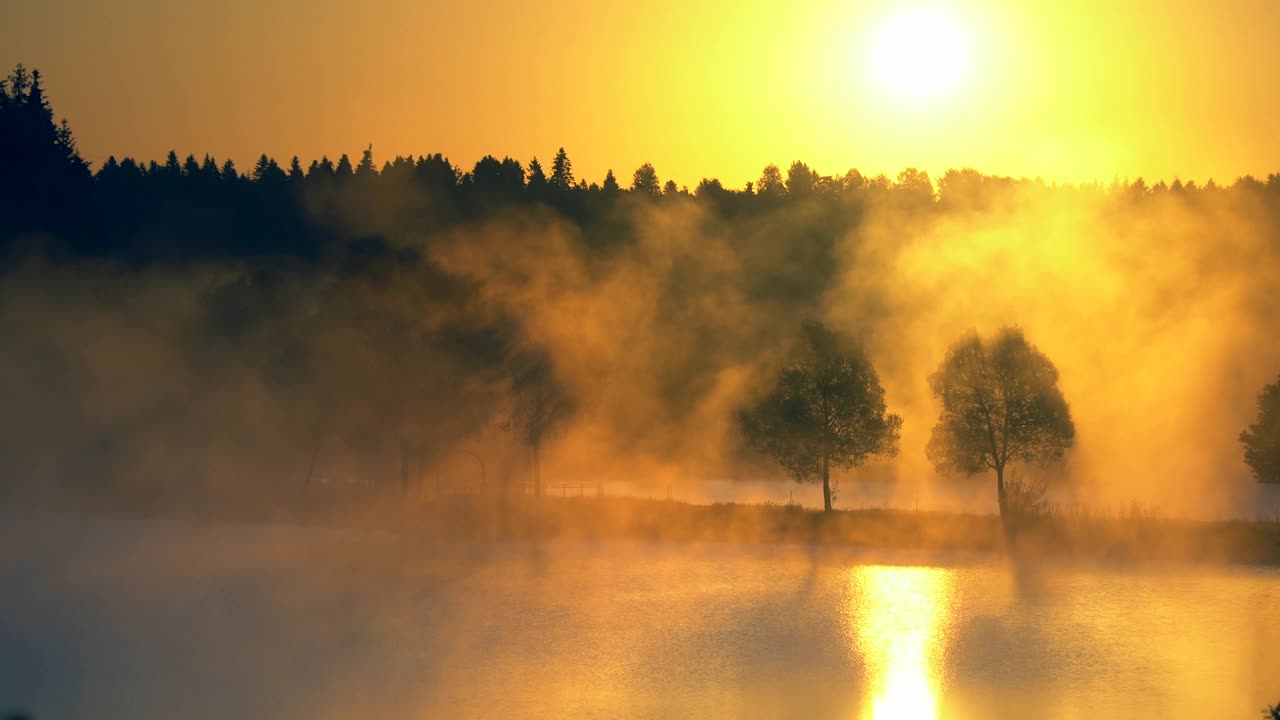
(2, 63), (1277, 509)
(7, 63), (1280, 266)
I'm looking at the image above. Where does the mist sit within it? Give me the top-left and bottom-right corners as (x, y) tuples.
(4, 165), (1280, 520)
(5, 54), (1280, 720)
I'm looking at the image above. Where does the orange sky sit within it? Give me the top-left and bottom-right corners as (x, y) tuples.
(5, 0), (1279, 187)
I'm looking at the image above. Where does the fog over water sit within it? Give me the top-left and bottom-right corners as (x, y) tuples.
(3, 514), (1277, 720)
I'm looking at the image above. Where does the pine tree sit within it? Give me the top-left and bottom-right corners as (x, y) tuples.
(355, 145), (376, 178)
(602, 169), (620, 193)
(499, 157), (525, 192)
(550, 147), (574, 190)
(164, 150), (182, 177)
(200, 155), (221, 181)
(0, 64), (93, 240)
(27, 69), (55, 129)
(252, 154), (273, 182)
(527, 157), (548, 193)
(335, 154), (354, 179)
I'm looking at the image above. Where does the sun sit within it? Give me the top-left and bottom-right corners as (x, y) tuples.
(871, 8), (971, 101)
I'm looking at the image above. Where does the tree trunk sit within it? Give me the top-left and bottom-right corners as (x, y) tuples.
(821, 453), (832, 512)
(399, 442), (409, 495)
(995, 463), (1007, 518)
(533, 441), (542, 498)
(996, 462), (1018, 542)
(302, 441), (321, 491)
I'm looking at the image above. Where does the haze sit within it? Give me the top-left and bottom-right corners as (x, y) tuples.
(6, 0), (1280, 186)
(3, 2), (1280, 719)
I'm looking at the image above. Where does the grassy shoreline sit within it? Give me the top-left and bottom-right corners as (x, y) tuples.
(440, 495), (1280, 566)
(14, 490), (1280, 567)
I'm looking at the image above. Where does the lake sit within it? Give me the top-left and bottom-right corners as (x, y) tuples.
(2, 515), (1277, 719)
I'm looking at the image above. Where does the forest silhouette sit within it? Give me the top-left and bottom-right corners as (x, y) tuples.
(2, 63), (1279, 523)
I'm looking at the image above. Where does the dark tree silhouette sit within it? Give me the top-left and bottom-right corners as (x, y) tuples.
(312, 156), (335, 178)
(163, 150), (182, 177)
(472, 155), (503, 186)
(335, 153), (354, 179)
(415, 153), (457, 196)
(926, 327), (1075, 520)
(507, 351), (575, 497)
(1240, 376), (1280, 483)
(602, 169), (620, 193)
(0, 64), (93, 246)
(200, 154), (220, 180)
(740, 321), (902, 511)
(355, 145), (377, 178)
(695, 177), (727, 200)
(894, 167), (935, 209)
(251, 154), (286, 183)
(498, 157), (525, 191)
(787, 161), (816, 195)
(632, 162), (660, 196)
(757, 163), (785, 198)
(550, 147), (574, 190)
(12, 62), (1280, 274)
(526, 156), (547, 193)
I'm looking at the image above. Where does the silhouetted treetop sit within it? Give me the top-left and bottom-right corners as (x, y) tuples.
(527, 157), (548, 194)
(8, 62), (1280, 269)
(926, 327), (1074, 520)
(356, 145), (377, 178)
(757, 163), (785, 198)
(550, 147), (574, 190)
(1241, 377), (1280, 484)
(0, 64), (93, 243)
(632, 162), (660, 197)
(740, 321), (902, 512)
(602, 169), (620, 193)
(787, 161), (816, 195)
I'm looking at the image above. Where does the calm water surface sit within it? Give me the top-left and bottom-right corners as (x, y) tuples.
(1, 517), (1277, 719)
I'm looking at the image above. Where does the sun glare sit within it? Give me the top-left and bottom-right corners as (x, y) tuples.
(848, 565), (954, 720)
(872, 8), (971, 101)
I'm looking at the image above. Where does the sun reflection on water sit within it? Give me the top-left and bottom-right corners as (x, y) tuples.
(849, 566), (954, 720)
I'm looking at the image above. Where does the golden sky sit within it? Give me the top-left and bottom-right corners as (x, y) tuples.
(5, 0), (1279, 186)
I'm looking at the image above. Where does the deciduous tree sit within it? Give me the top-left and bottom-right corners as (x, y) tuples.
(926, 327), (1074, 520)
(1240, 376), (1280, 484)
(740, 321), (902, 511)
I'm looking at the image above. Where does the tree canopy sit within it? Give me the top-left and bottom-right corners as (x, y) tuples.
(0, 64), (93, 243)
(740, 321), (902, 511)
(1241, 376), (1280, 484)
(507, 350), (575, 496)
(926, 327), (1075, 518)
(632, 162), (660, 196)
